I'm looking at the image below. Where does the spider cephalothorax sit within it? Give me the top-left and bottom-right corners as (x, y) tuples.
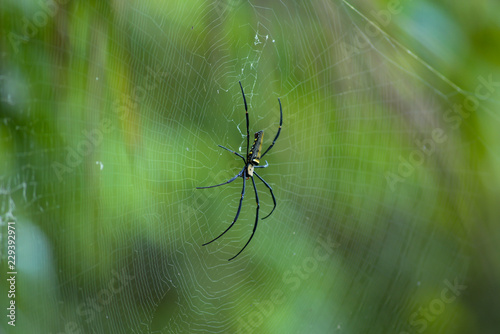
(197, 81), (282, 260)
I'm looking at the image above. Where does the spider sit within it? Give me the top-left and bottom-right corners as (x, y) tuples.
(197, 81), (282, 261)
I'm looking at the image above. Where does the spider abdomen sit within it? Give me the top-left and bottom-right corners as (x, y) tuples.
(248, 130), (264, 165)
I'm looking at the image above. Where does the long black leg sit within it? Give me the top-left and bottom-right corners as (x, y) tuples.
(218, 145), (245, 163)
(261, 98), (282, 159)
(254, 172), (276, 219)
(228, 175), (259, 261)
(239, 81), (249, 158)
(196, 167), (244, 189)
(202, 170), (247, 246)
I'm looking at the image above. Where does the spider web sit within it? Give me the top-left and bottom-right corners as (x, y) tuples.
(1, 0), (498, 333)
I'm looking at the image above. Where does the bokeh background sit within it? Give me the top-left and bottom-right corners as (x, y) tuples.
(1, 0), (500, 333)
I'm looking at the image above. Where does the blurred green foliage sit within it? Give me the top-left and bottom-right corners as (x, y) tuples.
(1, 0), (500, 333)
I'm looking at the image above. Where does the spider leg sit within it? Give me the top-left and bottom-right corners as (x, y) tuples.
(196, 167), (244, 189)
(254, 160), (269, 168)
(253, 172), (276, 219)
(218, 145), (245, 163)
(228, 175), (259, 261)
(239, 81), (250, 158)
(261, 98), (282, 159)
(202, 170), (246, 246)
